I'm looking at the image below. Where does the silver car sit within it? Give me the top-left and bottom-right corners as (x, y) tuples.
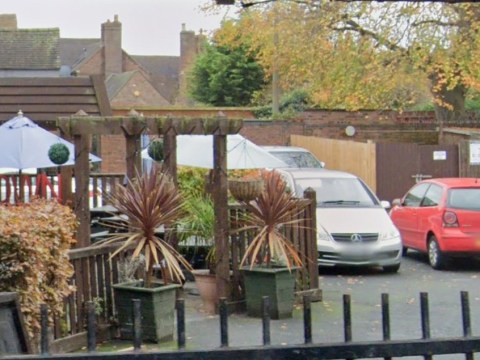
(278, 168), (402, 273)
(262, 146), (325, 168)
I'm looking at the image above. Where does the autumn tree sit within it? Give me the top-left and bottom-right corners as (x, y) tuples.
(188, 42), (265, 106)
(208, 1), (480, 126)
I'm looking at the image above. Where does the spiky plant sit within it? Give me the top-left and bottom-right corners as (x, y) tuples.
(95, 168), (192, 287)
(176, 190), (216, 272)
(240, 170), (307, 270)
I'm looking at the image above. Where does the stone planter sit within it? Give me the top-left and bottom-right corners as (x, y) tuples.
(228, 178), (264, 202)
(242, 266), (297, 319)
(113, 280), (180, 342)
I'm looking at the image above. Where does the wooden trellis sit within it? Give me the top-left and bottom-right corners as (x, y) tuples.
(57, 113), (242, 300)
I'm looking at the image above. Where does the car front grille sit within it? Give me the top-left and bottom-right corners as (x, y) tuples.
(319, 250), (399, 262)
(331, 233), (378, 243)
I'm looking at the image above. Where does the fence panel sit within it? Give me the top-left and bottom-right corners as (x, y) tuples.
(291, 135), (377, 191)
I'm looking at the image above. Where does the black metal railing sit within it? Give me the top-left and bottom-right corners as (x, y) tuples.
(5, 291), (480, 360)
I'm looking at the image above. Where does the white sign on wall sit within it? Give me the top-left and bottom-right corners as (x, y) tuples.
(433, 151), (447, 160)
(469, 141), (480, 165)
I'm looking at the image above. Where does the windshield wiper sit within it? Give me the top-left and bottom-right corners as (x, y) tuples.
(321, 200), (361, 205)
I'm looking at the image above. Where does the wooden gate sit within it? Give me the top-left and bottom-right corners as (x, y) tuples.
(376, 143), (458, 202)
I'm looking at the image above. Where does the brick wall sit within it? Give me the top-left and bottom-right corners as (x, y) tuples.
(241, 110), (439, 146)
(101, 109), (441, 173)
(100, 134), (126, 174)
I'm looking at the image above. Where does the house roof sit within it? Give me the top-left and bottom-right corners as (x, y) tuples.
(132, 55), (180, 103)
(59, 38), (102, 69)
(0, 76), (112, 130)
(0, 28), (60, 70)
(106, 71), (137, 99)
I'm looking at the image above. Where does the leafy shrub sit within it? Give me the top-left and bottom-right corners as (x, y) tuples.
(0, 199), (77, 348)
(177, 166), (209, 195)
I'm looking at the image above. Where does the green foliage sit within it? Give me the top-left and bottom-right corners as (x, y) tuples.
(48, 143), (70, 165)
(177, 166), (209, 195)
(188, 43), (265, 106)
(0, 199), (76, 347)
(251, 89), (310, 119)
(147, 139), (164, 162)
(177, 190), (215, 246)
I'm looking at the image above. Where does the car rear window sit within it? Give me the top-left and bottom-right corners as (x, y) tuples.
(447, 188), (480, 210)
(270, 151), (323, 168)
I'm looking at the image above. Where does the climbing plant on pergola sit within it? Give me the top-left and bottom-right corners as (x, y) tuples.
(57, 113), (242, 300)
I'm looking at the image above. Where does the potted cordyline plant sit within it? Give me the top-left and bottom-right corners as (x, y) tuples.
(239, 170), (307, 319)
(94, 168), (192, 342)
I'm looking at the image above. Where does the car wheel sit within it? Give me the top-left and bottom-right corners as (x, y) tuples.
(428, 236), (447, 270)
(402, 246), (408, 256)
(383, 263), (400, 273)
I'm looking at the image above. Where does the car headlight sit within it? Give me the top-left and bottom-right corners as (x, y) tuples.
(378, 228), (401, 241)
(317, 226), (333, 242)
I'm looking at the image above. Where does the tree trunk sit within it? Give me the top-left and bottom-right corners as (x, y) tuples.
(430, 70), (467, 138)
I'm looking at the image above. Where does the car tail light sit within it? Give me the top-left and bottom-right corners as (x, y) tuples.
(443, 211), (459, 227)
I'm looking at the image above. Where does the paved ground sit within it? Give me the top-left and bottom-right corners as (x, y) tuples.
(99, 252), (480, 359)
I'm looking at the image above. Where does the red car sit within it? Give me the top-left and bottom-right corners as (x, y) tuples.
(390, 178), (480, 269)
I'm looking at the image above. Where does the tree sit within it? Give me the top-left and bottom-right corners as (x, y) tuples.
(188, 42), (265, 106)
(209, 1), (480, 125)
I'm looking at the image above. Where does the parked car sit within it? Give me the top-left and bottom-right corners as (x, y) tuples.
(262, 146), (325, 168)
(389, 178), (480, 270)
(278, 168), (402, 272)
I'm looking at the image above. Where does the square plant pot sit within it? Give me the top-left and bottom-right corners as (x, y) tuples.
(242, 266), (297, 319)
(113, 280), (180, 343)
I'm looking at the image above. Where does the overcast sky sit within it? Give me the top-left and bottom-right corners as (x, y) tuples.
(2, 0), (232, 56)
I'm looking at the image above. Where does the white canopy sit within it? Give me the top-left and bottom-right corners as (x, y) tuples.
(142, 134), (287, 169)
(0, 111), (101, 171)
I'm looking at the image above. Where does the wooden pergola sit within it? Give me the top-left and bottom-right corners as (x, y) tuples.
(57, 113), (242, 300)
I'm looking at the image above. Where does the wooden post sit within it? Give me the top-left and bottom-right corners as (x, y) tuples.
(213, 132), (230, 301)
(163, 130), (177, 185)
(304, 188), (319, 289)
(125, 134), (141, 180)
(74, 134), (91, 248)
(58, 126), (74, 206)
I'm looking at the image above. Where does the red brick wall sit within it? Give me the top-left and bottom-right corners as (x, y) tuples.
(101, 109), (440, 174)
(241, 110), (438, 146)
(100, 134), (126, 174)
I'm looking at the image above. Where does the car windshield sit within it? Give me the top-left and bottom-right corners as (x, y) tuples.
(294, 177), (378, 207)
(447, 188), (480, 210)
(270, 151), (323, 168)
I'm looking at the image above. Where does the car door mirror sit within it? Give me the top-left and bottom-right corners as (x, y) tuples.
(392, 198), (402, 207)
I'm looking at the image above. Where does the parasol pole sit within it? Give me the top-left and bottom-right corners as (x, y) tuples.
(18, 169), (24, 203)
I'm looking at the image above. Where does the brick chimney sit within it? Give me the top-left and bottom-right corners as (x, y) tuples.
(101, 15), (122, 76)
(0, 14), (17, 30)
(177, 24), (206, 105)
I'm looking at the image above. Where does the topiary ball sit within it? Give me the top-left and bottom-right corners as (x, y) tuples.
(48, 143), (70, 165)
(148, 139), (164, 162)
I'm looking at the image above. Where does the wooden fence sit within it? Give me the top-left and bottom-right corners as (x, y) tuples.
(0, 173), (124, 206)
(51, 244), (134, 353)
(7, 291), (480, 359)
(291, 135), (377, 191)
